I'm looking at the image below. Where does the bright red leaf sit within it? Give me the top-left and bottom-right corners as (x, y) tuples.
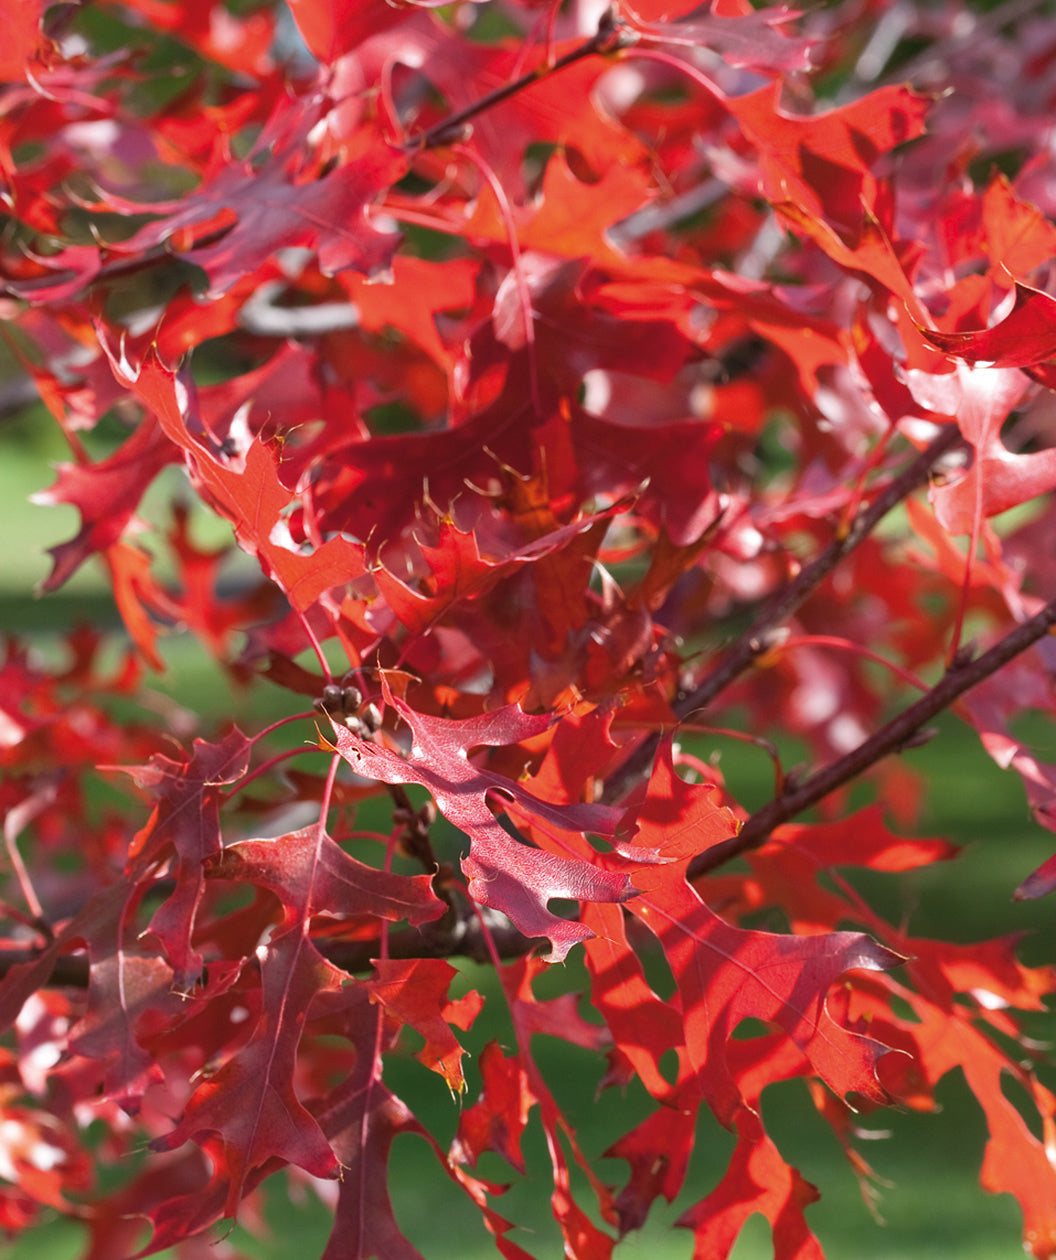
(329, 686), (635, 961)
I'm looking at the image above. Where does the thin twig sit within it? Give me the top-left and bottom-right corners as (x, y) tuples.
(0, 897), (527, 987)
(406, 8), (637, 151)
(689, 594), (1056, 878)
(8, 591), (1055, 986)
(602, 425), (966, 803)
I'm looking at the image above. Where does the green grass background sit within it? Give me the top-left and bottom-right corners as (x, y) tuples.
(3, 410), (1054, 1258)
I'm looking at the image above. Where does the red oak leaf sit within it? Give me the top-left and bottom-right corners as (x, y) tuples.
(372, 505), (617, 639)
(451, 1041), (534, 1173)
(490, 955), (619, 1257)
(774, 198), (925, 322)
(678, 1106), (824, 1260)
(913, 365), (1056, 533)
(726, 81), (930, 235)
(582, 898), (685, 1103)
(465, 152), (656, 268)
(89, 101), (403, 298)
(724, 807), (959, 936)
(606, 1104), (698, 1233)
(31, 415), (177, 593)
(321, 1078), (432, 1260)
(119, 726), (252, 987)
(205, 826), (444, 932)
(644, 884), (899, 1122)
(869, 945), (1056, 1258)
(160, 504), (282, 661)
(79, 1143), (233, 1260)
(151, 929), (344, 1217)
(69, 940), (177, 1115)
(975, 176), (1056, 279)
(365, 958), (482, 1094)
(104, 351), (368, 611)
(339, 254), (481, 374)
(328, 686), (635, 962)
(315, 985), (507, 1260)
(628, 2), (817, 76)
(920, 281), (1056, 368)
(622, 749), (901, 1124)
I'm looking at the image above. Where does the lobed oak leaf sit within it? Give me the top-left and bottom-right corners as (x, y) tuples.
(920, 281), (1056, 368)
(328, 686), (635, 962)
(467, 152), (656, 268)
(621, 746), (901, 1124)
(0, 882), (118, 1038)
(365, 958), (482, 1094)
(774, 197), (925, 323)
(314, 985), (503, 1260)
(80, 1142), (236, 1260)
(322, 1081), (432, 1260)
(486, 258), (700, 391)
(876, 956), (1056, 1259)
(582, 899), (685, 1102)
(69, 939), (177, 1115)
(105, 352), (368, 611)
(339, 254), (481, 376)
(118, 725), (252, 987)
(451, 1041), (534, 1173)
(678, 1106), (824, 1260)
(576, 411), (726, 547)
(98, 107), (404, 298)
(299, 362), (723, 549)
(635, 875), (901, 1124)
(490, 956), (619, 1259)
(206, 825), (445, 931)
(619, 739), (741, 863)
(31, 415), (177, 593)
(502, 953), (611, 1053)
(151, 930), (344, 1218)
(627, 2), (817, 76)
(955, 175), (1056, 282)
(100, 540), (171, 671)
(161, 503), (283, 662)
(730, 807), (959, 935)
(724, 81), (930, 235)
(606, 1103), (698, 1234)
(916, 364), (1056, 533)
(372, 505), (617, 640)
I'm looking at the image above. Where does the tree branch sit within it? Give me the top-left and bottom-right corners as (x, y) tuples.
(0, 898), (531, 988)
(406, 8), (637, 151)
(689, 594), (1056, 878)
(602, 424), (967, 802)
(7, 585), (1053, 988)
(14, 572), (1047, 995)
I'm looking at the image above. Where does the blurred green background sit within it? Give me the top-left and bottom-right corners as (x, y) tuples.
(3, 403), (1054, 1259)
